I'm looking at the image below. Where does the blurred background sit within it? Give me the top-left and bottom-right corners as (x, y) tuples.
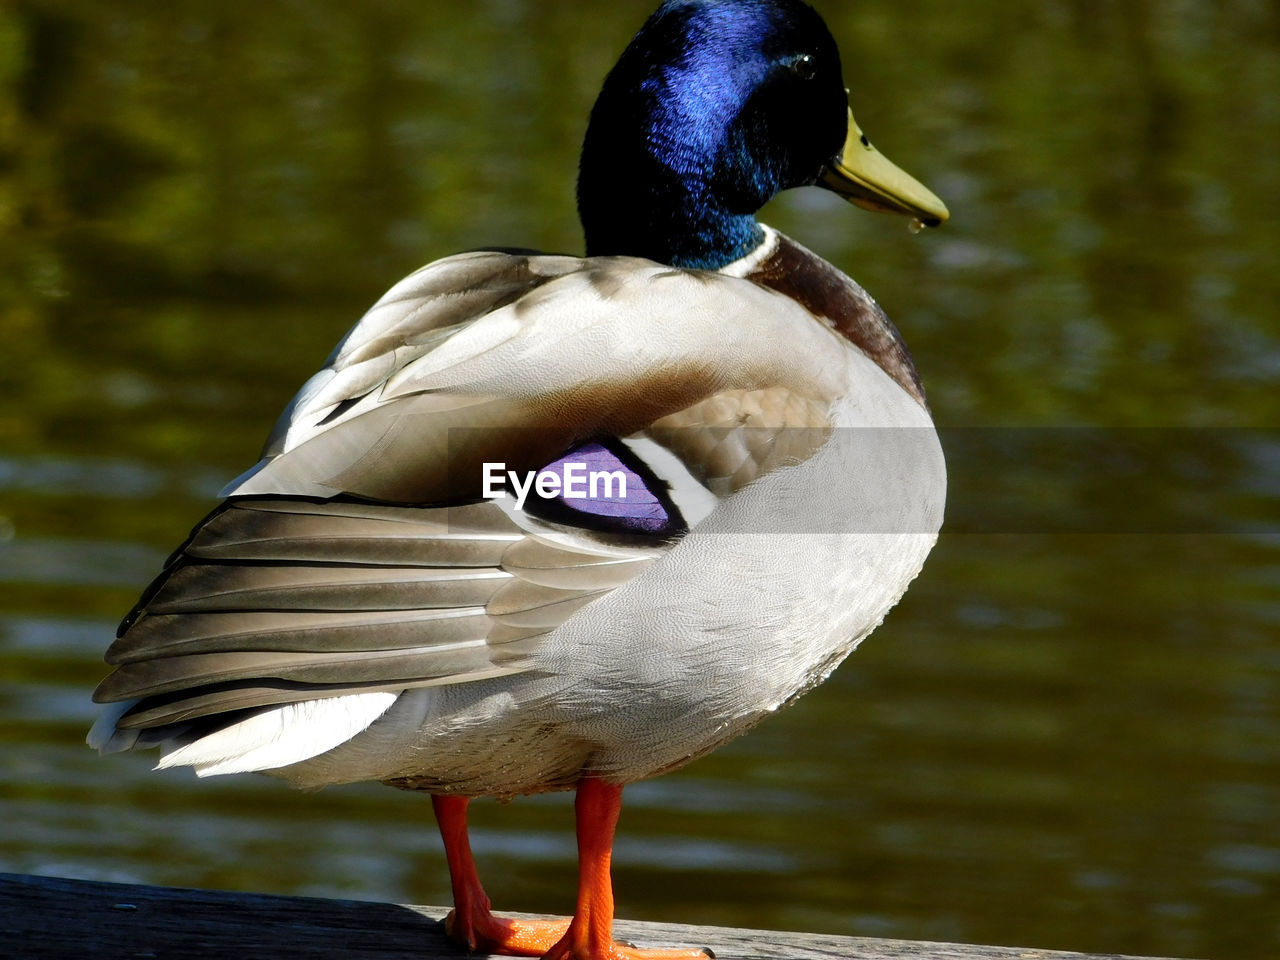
(1, 1), (1277, 958)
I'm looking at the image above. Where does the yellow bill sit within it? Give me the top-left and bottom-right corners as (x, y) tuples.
(819, 108), (949, 227)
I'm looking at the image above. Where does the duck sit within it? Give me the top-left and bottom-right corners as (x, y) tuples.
(88, 1), (948, 958)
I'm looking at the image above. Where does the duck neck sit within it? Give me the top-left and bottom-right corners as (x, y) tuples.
(576, 24), (776, 272)
(578, 155), (765, 270)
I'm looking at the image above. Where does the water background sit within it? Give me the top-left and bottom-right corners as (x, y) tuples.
(1, 2), (1278, 958)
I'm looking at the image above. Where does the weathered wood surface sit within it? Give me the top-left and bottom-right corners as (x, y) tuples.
(0, 872), (1188, 960)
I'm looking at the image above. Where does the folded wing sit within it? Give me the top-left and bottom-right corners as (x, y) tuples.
(91, 249), (844, 771)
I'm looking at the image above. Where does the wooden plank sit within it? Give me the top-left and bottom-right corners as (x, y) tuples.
(0, 872), (1188, 960)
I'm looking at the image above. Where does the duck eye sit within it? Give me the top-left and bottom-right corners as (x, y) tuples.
(789, 54), (817, 81)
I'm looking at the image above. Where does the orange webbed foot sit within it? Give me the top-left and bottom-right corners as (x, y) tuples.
(443, 906), (571, 956)
(539, 932), (713, 960)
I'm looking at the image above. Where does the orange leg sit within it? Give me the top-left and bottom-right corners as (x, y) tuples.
(540, 777), (710, 960)
(432, 794), (569, 955)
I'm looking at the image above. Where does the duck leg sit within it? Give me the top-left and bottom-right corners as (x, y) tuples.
(540, 777), (710, 960)
(432, 794), (570, 955)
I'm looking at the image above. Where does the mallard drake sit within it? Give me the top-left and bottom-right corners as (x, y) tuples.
(89, 1), (948, 957)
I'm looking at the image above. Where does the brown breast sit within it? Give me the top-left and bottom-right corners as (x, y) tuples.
(746, 232), (928, 409)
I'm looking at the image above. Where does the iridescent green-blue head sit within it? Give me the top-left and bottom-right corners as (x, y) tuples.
(577, 0), (948, 269)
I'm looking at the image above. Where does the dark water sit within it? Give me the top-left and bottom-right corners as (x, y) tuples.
(2, 2), (1278, 959)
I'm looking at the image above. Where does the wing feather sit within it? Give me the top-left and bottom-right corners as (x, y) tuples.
(146, 564), (510, 615)
(101, 642), (498, 702)
(115, 681), (426, 730)
(185, 507), (518, 567)
(93, 497), (665, 728)
(106, 606), (494, 663)
(500, 537), (657, 590)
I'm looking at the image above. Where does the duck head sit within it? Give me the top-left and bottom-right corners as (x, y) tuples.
(577, 0), (948, 269)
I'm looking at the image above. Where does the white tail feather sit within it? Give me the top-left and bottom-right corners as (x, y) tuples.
(87, 700), (140, 753)
(155, 692), (398, 777)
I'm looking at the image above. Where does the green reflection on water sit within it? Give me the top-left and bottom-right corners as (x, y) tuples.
(1, 3), (1278, 960)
